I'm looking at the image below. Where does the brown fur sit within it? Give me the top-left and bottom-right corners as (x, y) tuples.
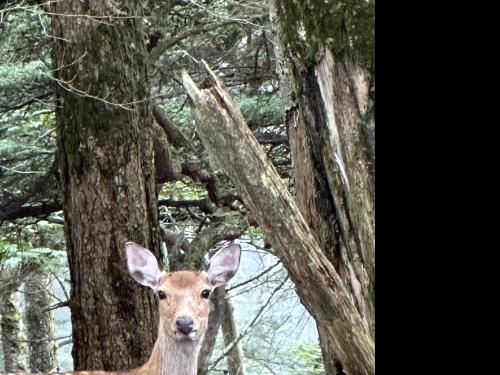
(162, 271), (209, 288)
(156, 270), (212, 342)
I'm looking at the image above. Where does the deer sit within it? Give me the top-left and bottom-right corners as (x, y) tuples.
(1, 241), (241, 375)
(123, 241), (241, 375)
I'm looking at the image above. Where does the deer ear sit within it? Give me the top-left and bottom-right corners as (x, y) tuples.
(207, 243), (241, 288)
(125, 242), (162, 290)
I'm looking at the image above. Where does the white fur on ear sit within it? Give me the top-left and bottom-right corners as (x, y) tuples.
(207, 243), (241, 288)
(125, 242), (162, 290)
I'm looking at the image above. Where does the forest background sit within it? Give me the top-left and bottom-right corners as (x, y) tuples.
(0, 1), (374, 374)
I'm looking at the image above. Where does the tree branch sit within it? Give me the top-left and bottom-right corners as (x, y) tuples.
(0, 334), (71, 343)
(209, 276), (288, 370)
(0, 91), (53, 114)
(153, 104), (194, 151)
(158, 198), (205, 208)
(0, 155), (59, 223)
(226, 260), (282, 292)
(150, 20), (238, 62)
(1, 201), (62, 222)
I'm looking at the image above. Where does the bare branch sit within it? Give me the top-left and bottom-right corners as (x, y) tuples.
(43, 300), (69, 312)
(51, 272), (69, 301)
(0, 92), (53, 114)
(226, 260), (281, 291)
(0, 335), (71, 343)
(209, 276), (288, 370)
(151, 20), (238, 62)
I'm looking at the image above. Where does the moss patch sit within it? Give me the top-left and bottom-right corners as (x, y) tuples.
(274, 0), (374, 71)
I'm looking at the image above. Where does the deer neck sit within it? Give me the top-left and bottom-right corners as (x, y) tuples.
(142, 331), (202, 375)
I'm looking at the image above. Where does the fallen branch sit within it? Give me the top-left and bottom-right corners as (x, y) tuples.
(182, 62), (374, 375)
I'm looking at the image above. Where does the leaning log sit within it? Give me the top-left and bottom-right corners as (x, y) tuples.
(182, 64), (374, 375)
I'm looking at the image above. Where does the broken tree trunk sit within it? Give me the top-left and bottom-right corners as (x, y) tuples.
(182, 65), (374, 375)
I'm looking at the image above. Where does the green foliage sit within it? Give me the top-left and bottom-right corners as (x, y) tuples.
(1, 244), (66, 273)
(0, 220), (67, 275)
(0, 60), (47, 90)
(159, 97), (194, 128)
(0, 10), (49, 64)
(0, 108), (54, 160)
(247, 226), (264, 242)
(235, 91), (284, 128)
(0, 242), (8, 266)
(286, 344), (325, 374)
(0, 9), (54, 200)
(159, 180), (206, 201)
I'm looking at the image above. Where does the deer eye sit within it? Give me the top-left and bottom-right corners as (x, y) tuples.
(201, 289), (211, 299)
(157, 290), (167, 300)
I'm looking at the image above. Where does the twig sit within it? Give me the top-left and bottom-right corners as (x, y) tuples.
(226, 260), (281, 291)
(209, 276), (288, 370)
(52, 272), (70, 301)
(1, 334), (71, 343)
(151, 20), (238, 61)
(44, 300), (69, 312)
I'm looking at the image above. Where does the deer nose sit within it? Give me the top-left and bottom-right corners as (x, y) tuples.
(176, 316), (194, 334)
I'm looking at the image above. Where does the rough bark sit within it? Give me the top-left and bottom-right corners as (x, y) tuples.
(0, 292), (26, 372)
(221, 297), (245, 375)
(270, 2), (375, 373)
(182, 67), (374, 375)
(51, 1), (160, 371)
(286, 50), (375, 335)
(25, 274), (57, 372)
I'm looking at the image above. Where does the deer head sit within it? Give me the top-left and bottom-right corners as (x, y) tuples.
(125, 242), (241, 344)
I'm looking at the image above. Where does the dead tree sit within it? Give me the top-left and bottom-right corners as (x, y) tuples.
(182, 64), (374, 375)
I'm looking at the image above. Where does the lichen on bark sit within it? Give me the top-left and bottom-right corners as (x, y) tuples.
(273, 0), (374, 71)
(51, 0), (161, 371)
(25, 274), (56, 372)
(0, 292), (27, 372)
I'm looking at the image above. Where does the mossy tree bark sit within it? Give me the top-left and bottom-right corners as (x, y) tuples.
(271, 1), (375, 373)
(0, 292), (26, 372)
(25, 273), (56, 372)
(50, 1), (161, 371)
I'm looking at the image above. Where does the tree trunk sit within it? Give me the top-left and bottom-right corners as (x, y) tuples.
(51, 1), (161, 371)
(270, 2), (375, 373)
(278, 40), (375, 335)
(221, 297), (245, 375)
(25, 274), (56, 372)
(182, 66), (374, 375)
(197, 288), (225, 375)
(285, 51), (375, 372)
(0, 292), (26, 372)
